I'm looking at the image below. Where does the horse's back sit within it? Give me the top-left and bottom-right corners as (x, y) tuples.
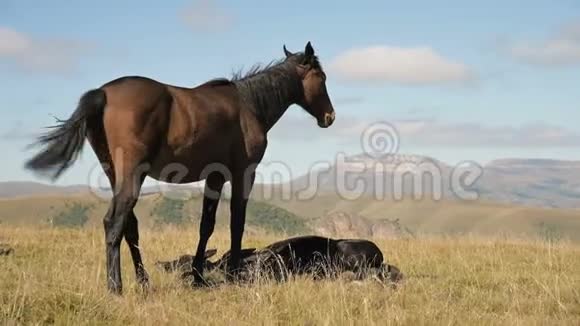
(100, 76), (171, 111)
(102, 75), (164, 88)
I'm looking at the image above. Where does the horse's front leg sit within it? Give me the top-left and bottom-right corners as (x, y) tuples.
(227, 171), (255, 281)
(187, 172), (225, 286)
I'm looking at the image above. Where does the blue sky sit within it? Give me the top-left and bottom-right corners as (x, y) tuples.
(0, 0), (579, 185)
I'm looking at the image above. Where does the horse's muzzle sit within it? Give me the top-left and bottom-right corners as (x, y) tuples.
(319, 111), (335, 128)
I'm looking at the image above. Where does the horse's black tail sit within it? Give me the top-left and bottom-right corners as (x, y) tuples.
(25, 88), (107, 180)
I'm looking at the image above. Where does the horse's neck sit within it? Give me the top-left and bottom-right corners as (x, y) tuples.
(236, 69), (302, 131)
(262, 102), (292, 132)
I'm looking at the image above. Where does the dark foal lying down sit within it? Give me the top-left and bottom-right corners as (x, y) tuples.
(156, 236), (403, 284)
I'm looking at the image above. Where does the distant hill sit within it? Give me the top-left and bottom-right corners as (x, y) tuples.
(289, 154), (580, 209)
(1, 154), (579, 242)
(0, 181), (204, 199)
(0, 192), (312, 236)
(1, 190), (580, 242)
(0, 182), (89, 198)
(268, 193), (580, 242)
(477, 159), (580, 208)
(3, 155), (579, 208)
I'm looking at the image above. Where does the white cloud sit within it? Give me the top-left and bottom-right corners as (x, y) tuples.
(507, 21), (580, 66)
(392, 119), (580, 147)
(0, 27), (88, 73)
(181, 0), (233, 32)
(0, 28), (30, 55)
(329, 46), (475, 86)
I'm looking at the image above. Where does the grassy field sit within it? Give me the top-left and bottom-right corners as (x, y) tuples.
(1, 226), (580, 325)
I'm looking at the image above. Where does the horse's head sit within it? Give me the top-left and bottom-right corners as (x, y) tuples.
(284, 42), (335, 128)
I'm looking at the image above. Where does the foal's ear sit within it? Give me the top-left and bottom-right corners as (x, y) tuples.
(283, 44), (293, 58)
(305, 41), (315, 57)
(205, 249), (218, 259)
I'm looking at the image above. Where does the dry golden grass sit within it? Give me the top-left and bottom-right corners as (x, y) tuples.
(1, 226), (580, 325)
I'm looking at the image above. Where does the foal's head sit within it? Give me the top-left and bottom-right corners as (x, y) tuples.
(284, 42), (335, 128)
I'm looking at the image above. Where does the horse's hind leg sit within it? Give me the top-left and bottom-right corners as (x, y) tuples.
(104, 165), (145, 294)
(88, 127), (149, 292)
(125, 211), (149, 287)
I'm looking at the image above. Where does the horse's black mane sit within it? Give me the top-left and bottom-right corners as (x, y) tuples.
(231, 52), (322, 81)
(225, 52), (322, 128)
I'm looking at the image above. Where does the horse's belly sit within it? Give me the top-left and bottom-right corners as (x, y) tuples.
(147, 144), (232, 184)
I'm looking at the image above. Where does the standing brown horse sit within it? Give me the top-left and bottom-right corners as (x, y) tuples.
(24, 42), (335, 294)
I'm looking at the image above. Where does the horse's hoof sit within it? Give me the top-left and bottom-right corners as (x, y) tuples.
(137, 270), (150, 285)
(107, 285), (123, 296)
(137, 279), (150, 292)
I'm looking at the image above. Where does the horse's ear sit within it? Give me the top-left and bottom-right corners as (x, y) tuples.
(305, 41), (315, 57)
(283, 44), (293, 58)
(205, 249), (217, 259)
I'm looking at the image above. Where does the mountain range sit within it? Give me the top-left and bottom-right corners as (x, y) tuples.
(1, 155), (579, 209)
(290, 155), (580, 209)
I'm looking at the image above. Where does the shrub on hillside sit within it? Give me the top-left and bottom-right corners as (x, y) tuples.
(152, 197), (187, 226)
(246, 200), (310, 235)
(51, 202), (92, 228)
(537, 221), (562, 243)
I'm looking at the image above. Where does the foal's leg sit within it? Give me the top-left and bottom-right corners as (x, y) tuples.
(125, 211), (149, 287)
(104, 167), (145, 294)
(227, 172), (255, 281)
(188, 172), (225, 285)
